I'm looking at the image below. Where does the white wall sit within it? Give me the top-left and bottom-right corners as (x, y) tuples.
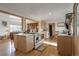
(55, 23), (65, 34)
(0, 19), (10, 36)
(0, 12), (21, 36)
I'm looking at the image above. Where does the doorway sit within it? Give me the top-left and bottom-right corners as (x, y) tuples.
(49, 24), (53, 37)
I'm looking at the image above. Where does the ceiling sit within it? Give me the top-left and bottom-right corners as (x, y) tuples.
(0, 3), (73, 23)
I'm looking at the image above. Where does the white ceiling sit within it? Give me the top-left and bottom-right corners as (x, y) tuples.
(0, 3), (73, 22)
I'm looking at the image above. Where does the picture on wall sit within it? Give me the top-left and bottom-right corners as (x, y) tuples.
(57, 22), (65, 27)
(2, 21), (7, 27)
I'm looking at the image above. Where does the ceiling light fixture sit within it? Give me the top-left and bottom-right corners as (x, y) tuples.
(49, 12), (52, 15)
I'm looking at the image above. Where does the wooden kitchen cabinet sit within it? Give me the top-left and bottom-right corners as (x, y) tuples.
(57, 35), (73, 56)
(14, 33), (34, 53)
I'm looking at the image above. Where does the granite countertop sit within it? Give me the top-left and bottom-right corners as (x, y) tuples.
(15, 33), (35, 36)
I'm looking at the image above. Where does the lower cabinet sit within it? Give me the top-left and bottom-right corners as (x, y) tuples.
(57, 35), (73, 56)
(14, 34), (34, 53)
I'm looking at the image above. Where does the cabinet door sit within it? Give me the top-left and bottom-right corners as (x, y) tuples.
(26, 35), (34, 51)
(18, 36), (26, 51)
(57, 36), (72, 56)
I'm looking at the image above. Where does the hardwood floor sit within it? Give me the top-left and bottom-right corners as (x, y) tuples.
(0, 39), (58, 56)
(0, 39), (11, 56)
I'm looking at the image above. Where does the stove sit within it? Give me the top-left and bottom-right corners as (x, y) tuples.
(34, 33), (43, 49)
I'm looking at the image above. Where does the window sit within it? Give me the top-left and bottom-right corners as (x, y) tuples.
(10, 25), (22, 32)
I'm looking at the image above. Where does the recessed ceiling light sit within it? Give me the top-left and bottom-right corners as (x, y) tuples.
(49, 12), (52, 15)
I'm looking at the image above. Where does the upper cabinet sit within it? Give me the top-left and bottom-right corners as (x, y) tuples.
(25, 19), (38, 33)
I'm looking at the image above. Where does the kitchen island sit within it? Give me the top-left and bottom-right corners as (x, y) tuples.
(14, 33), (34, 53)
